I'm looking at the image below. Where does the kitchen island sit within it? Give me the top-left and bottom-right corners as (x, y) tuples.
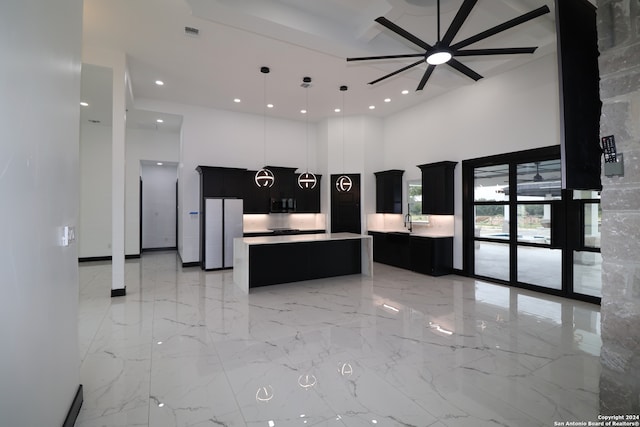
(233, 233), (373, 293)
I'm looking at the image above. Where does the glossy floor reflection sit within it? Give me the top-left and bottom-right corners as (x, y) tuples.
(76, 251), (601, 427)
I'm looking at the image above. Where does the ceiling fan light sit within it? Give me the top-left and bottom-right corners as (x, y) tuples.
(426, 51), (452, 65)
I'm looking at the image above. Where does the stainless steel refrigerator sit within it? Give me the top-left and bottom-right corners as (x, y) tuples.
(203, 198), (243, 270)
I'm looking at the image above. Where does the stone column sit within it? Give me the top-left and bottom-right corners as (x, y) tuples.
(597, 0), (640, 414)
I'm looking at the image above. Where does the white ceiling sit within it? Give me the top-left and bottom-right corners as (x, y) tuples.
(81, 0), (559, 131)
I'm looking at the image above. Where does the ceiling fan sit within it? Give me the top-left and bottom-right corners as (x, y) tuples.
(346, 0), (550, 91)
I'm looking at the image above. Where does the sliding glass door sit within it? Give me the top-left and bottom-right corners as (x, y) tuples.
(463, 146), (601, 303)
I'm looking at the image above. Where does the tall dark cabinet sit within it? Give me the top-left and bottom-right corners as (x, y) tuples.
(331, 174), (361, 233)
(418, 161), (457, 215)
(375, 169), (404, 214)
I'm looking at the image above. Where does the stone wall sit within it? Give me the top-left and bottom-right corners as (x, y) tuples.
(597, 0), (640, 414)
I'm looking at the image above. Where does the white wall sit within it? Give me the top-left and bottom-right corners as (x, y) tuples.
(0, 0), (82, 425)
(126, 128), (180, 254)
(320, 115), (384, 231)
(78, 125), (179, 257)
(382, 53), (562, 268)
(135, 99), (316, 263)
(141, 163), (178, 249)
(79, 123), (112, 258)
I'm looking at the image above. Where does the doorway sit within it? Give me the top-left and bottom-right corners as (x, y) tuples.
(140, 161), (178, 252)
(462, 146), (601, 304)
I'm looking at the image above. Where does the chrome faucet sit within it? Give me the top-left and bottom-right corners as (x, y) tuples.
(404, 203), (413, 233)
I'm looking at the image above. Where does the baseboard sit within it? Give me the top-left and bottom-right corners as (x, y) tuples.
(111, 287), (126, 297)
(62, 384), (83, 427)
(78, 256), (111, 263)
(79, 255), (140, 262)
(182, 262), (200, 268)
(142, 247), (177, 253)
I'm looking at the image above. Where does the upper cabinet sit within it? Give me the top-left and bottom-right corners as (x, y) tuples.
(267, 166), (297, 203)
(196, 166), (246, 198)
(418, 161), (457, 215)
(374, 170), (404, 214)
(294, 174), (322, 213)
(198, 165), (321, 214)
(243, 170), (271, 214)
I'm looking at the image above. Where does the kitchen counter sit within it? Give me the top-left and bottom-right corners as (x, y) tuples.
(233, 233), (373, 292)
(367, 229), (454, 238)
(242, 228), (325, 237)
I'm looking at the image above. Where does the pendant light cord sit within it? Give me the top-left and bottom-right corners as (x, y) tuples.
(305, 84), (309, 173)
(263, 71), (267, 166)
(341, 86), (346, 174)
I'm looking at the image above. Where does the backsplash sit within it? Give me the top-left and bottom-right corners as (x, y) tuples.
(243, 213), (327, 232)
(367, 213), (454, 236)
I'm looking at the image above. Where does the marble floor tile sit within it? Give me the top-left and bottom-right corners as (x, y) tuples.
(77, 251), (601, 427)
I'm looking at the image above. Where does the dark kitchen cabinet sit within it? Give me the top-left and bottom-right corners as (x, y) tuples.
(409, 235), (453, 276)
(243, 170), (271, 214)
(375, 169), (404, 213)
(294, 174), (322, 213)
(369, 231), (410, 269)
(331, 174), (361, 234)
(268, 166), (297, 202)
(196, 166), (246, 198)
(418, 161), (457, 215)
(369, 231), (452, 277)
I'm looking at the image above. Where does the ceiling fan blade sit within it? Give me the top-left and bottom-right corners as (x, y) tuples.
(368, 59), (425, 85)
(451, 5), (551, 50)
(454, 47), (538, 56)
(446, 58), (483, 81)
(416, 65), (436, 91)
(441, 0), (478, 46)
(347, 53), (426, 62)
(375, 17), (433, 51)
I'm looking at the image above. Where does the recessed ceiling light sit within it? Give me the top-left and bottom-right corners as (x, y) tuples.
(157, 162), (163, 166)
(401, 90), (409, 95)
(234, 98), (241, 103)
(155, 80), (164, 86)
(156, 119), (164, 123)
(384, 98), (391, 103)
(334, 108), (341, 113)
(267, 104), (274, 108)
(80, 101), (89, 107)
(300, 109), (307, 114)
(369, 105), (376, 110)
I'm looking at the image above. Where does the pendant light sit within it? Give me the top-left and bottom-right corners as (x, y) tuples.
(255, 66), (275, 188)
(336, 85), (352, 193)
(298, 76), (317, 190)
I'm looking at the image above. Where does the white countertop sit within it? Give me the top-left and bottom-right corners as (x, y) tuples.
(238, 232), (370, 245)
(367, 229), (454, 238)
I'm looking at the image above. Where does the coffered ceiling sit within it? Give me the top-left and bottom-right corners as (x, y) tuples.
(81, 0), (559, 130)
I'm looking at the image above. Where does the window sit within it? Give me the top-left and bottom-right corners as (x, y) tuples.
(407, 180), (429, 222)
(463, 146), (601, 304)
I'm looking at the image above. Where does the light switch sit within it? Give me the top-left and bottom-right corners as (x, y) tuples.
(61, 226), (76, 247)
